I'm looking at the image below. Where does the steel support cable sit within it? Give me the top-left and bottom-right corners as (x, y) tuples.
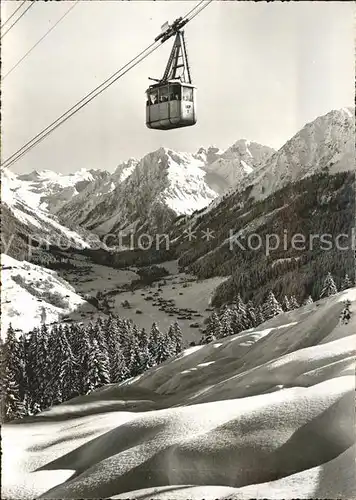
(1, 0), (27, 29)
(2, 42), (163, 169)
(1, 40), (161, 170)
(1, 0), (213, 170)
(1, 1), (35, 39)
(3, 0), (81, 80)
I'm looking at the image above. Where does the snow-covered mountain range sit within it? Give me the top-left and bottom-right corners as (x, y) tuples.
(1, 107), (353, 249)
(57, 142), (273, 235)
(244, 107), (355, 201)
(3, 139), (272, 241)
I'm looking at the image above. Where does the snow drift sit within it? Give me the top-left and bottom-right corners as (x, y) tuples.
(2, 288), (355, 499)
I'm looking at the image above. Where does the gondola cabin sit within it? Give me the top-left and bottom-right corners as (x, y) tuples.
(146, 80), (196, 130)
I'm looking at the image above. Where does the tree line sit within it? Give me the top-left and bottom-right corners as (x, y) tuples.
(200, 271), (353, 344)
(1, 316), (182, 423)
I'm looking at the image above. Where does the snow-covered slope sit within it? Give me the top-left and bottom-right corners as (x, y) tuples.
(245, 107), (355, 201)
(1, 254), (96, 335)
(2, 288), (355, 499)
(202, 139), (275, 193)
(16, 167), (107, 213)
(1, 168), (98, 253)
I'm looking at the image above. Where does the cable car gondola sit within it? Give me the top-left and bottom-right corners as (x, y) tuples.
(146, 26), (196, 130)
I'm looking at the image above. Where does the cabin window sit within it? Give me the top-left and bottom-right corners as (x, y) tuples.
(159, 86), (169, 102)
(169, 84), (181, 101)
(182, 87), (193, 101)
(148, 91), (158, 105)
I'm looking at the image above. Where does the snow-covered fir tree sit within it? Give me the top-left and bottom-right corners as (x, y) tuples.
(255, 305), (265, 326)
(200, 329), (216, 345)
(262, 291), (283, 320)
(282, 295), (291, 312)
(320, 272), (338, 299)
(246, 300), (257, 328)
(42, 324), (62, 407)
(289, 295), (299, 310)
(232, 294), (251, 333)
(59, 333), (80, 402)
(167, 322), (183, 355)
(2, 313), (190, 421)
(86, 338), (110, 394)
(205, 312), (222, 340)
(303, 295), (313, 306)
(219, 307), (234, 339)
(153, 326), (172, 366)
(340, 300), (352, 324)
(148, 322), (162, 365)
(134, 327), (152, 374)
(103, 315), (123, 381)
(341, 273), (353, 291)
(112, 346), (129, 383)
(127, 328), (143, 378)
(77, 325), (92, 394)
(1, 325), (26, 422)
(25, 325), (49, 412)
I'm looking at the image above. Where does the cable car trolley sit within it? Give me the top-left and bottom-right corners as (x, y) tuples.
(146, 18), (197, 130)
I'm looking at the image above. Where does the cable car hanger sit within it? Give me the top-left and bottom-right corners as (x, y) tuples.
(145, 17), (196, 130)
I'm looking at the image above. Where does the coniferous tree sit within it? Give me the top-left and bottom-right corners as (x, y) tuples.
(17, 332), (29, 412)
(255, 305), (265, 326)
(282, 296), (291, 312)
(37, 324), (52, 410)
(92, 318), (110, 365)
(103, 316), (122, 381)
(341, 273), (353, 291)
(67, 323), (83, 360)
(112, 345), (129, 382)
(154, 326), (172, 366)
(340, 300), (352, 324)
(86, 338), (110, 394)
(119, 319), (135, 364)
(320, 272), (338, 299)
(59, 332), (80, 402)
(289, 295), (299, 310)
(246, 300), (257, 328)
(2, 325), (25, 422)
(200, 329), (216, 345)
(136, 328), (153, 372)
(262, 291), (283, 320)
(26, 326), (46, 413)
(46, 324), (68, 406)
(168, 322), (183, 355)
(219, 307), (234, 338)
(78, 325), (92, 395)
(205, 312), (222, 339)
(126, 325), (143, 377)
(148, 322), (162, 365)
(303, 295), (313, 306)
(231, 295), (249, 333)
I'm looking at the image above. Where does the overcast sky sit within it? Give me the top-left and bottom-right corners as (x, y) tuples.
(1, 0), (354, 174)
